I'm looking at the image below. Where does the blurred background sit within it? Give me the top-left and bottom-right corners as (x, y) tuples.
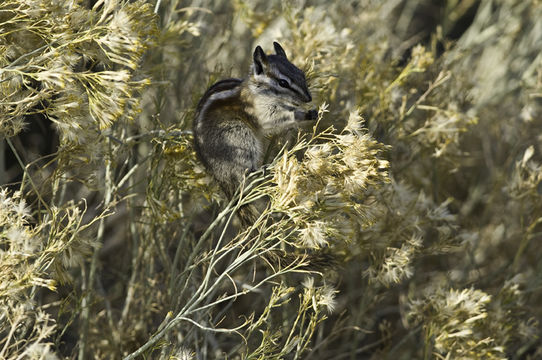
(1, 0), (541, 359)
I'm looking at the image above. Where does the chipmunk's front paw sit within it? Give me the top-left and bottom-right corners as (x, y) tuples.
(305, 109), (318, 120)
(295, 109), (318, 122)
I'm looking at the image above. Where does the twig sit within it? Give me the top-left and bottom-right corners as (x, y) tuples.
(5, 138), (50, 213)
(78, 138), (113, 360)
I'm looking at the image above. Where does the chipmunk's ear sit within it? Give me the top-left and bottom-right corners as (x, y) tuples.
(273, 41), (287, 59)
(253, 45), (268, 75)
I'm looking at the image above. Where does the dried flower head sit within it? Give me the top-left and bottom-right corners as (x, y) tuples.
(269, 108), (389, 250)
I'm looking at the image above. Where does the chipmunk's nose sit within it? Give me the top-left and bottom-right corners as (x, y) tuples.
(304, 92), (312, 103)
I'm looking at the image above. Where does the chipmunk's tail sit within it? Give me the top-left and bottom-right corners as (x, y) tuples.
(264, 248), (338, 271)
(237, 203), (260, 228)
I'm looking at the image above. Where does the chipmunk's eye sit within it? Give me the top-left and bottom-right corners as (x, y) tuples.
(278, 79), (289, 88)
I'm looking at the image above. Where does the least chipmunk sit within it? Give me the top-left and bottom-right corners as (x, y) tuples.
(193, 42), (317, 209)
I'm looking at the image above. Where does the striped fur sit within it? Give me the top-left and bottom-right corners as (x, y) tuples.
(193, 42), (316, 209)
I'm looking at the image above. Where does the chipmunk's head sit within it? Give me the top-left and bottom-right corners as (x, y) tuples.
(249, 42), (312, 106)
(246, 42), (317, 134)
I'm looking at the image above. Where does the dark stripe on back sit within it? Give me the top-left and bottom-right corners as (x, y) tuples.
(203, 90), (242, 115)
(196, 78), (243, 113)
(195, 78), (259, 130)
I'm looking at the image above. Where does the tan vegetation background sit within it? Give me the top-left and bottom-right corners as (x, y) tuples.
(1, 0), (541, 359)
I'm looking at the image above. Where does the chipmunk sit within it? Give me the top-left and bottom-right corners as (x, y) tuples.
(193, 43), (337, 269)
(193, 42), (317, 223)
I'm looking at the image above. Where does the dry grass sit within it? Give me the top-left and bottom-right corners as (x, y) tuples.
(1, 0), (541, 359)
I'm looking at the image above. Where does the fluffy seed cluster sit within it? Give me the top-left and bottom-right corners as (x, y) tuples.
(269, 107), (390, 250)
(407, 288), (506, 360)
(302, 277), (338, 314)
(0, 0), (156, 143)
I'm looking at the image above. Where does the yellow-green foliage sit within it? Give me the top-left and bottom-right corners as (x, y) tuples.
(1, 0), (541, 359)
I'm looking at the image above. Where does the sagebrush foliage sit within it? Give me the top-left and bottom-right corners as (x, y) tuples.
(1, 0), (541, 359)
